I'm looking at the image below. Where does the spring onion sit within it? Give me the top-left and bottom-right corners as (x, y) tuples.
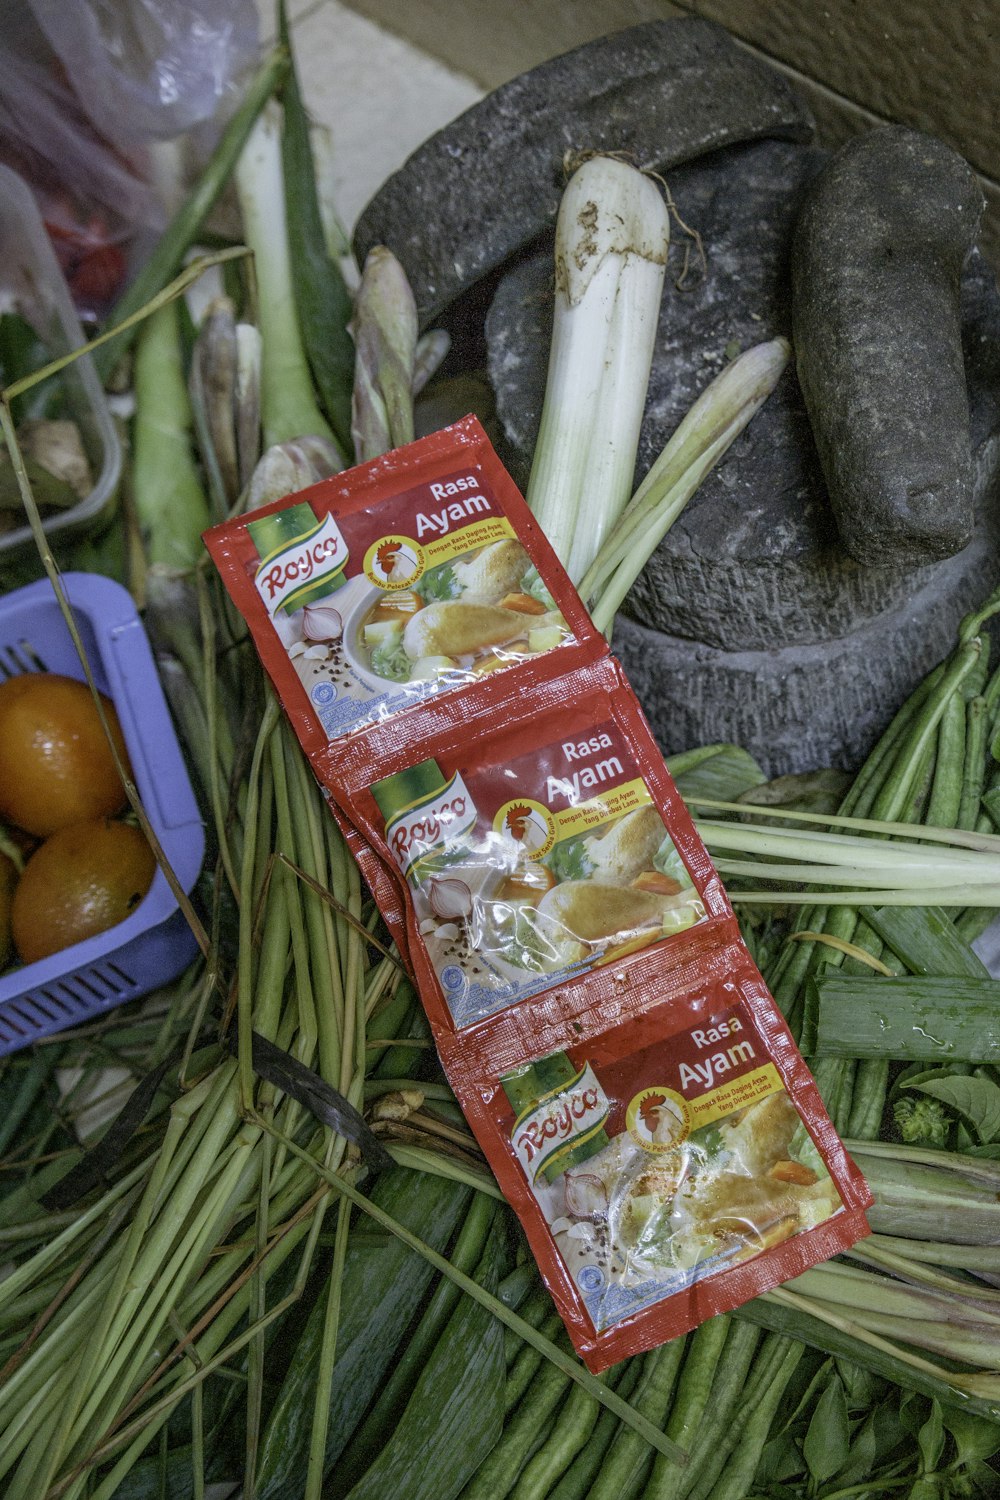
(93, 45), (288, 384)
(526, 155), (669, 583)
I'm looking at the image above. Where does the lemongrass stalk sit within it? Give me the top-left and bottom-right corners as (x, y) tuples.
(413, 328), (451, 395)
(526, 156), (669, 582)
(243, 435), (342, 513)
(189, 299), (262, 518)
(762, 1286), (1000, 1405)
(867, 1234), (1000, 1274)
(304, 1195), (351, 1500)
(350, 246), (419, 461)
(270, 729), (318, 1063)
(74, 1205), (323, 1498)
(849, 1241), (1000, 1302)
(691, 795), (1000, 852)
(132, 300), (213, 571)
(236, 103), (339, 450)
(287, 744), (343, 1085)
(731, 883), (1000, 906)
(699, 817), (1000, 871)
(582, 338), (790, 632)
(786, 1261), (1000, 1332)
(93, 46), (288, 384)
(713, 857), (997, 889)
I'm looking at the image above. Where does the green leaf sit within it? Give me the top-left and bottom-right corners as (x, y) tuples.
(918, 1401), (945, 1475)
(899, 1388), (932, 1439)
(277, 1), (355, 455)
(784, 1355), (834, 1430)
(340, 1230), (504, 1500)
(544, 834), (594, 883)
(968, 1458), (1000, 1495)
(519, 563), (556, 610)
(828, 1408), (879, 1489)
(942, 1408), (1000, 1466)
(835, 1357), (881, 1410)
(414, 561), (462, 602)
(653, 833), (694, 889)
(904, 1075), (1000, 1144)
(668, 742), (765, 803)
(754, 1432), (804, 1485)
(802, 1372), (850, 1485)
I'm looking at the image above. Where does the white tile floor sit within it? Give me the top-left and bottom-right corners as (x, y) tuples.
(258, 0), (483, 235)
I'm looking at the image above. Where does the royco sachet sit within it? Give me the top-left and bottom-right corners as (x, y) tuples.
(205, 415), (872, 1371)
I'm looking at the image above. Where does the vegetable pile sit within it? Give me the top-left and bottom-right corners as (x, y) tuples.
(0, 13), (999, 1499)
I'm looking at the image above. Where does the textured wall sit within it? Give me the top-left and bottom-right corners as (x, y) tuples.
(342, 0), (1000, 263)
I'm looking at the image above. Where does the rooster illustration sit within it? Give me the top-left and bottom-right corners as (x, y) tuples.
(375, 540), (405, 582)
(637, 1092), (685, 1146)
(505, 803), (534, 842)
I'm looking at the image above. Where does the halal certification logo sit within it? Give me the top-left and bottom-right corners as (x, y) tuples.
(626, 1088), (690, 1152)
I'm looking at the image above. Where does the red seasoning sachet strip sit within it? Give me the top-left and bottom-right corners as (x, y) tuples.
(205, 416), (872, 1373)
(326, 652), (873, 1370)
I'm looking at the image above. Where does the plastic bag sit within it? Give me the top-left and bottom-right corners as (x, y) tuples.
(29, 0), (260, 146)
(0, 1), (258, 316)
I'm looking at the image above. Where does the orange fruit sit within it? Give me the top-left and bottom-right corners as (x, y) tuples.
(0, 851), (17, 969)
(0, 673), (130, 837)
(12, 818), (156, 964)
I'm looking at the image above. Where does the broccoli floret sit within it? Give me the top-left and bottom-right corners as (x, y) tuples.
(893, 1095), (950, 1148)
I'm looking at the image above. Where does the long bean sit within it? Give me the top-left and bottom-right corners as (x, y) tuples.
(588, 1336), (686, 1500)
(460, 1335), (576, 1500)
(548, 1358), (646, 1500)
(510, 1373), (609, 1499)
(663, 1321), (762, 1500)
(681, 1333), (798, 1500)
(702, 1340), (803, 1500)
(643, 1317), (729, 1500)
(506, 1312), (565, 1411)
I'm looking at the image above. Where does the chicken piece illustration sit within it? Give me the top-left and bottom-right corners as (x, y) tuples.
(451, 540), (531, 603)
(586, 806), (670, 887)
(718, 1092), (800, 1177)
(683, 1172), (804, 1247)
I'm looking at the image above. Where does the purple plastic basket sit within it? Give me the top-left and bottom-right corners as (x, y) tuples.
(0, 574), (204, 1054)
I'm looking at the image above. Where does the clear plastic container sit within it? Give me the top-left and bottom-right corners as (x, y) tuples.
(0, 163), (121, 555)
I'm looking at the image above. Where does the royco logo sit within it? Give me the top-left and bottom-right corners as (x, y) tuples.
(512, 1065), (611, 1184)
(254, 513), (349, 616)
(385, 773), (478, 878)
